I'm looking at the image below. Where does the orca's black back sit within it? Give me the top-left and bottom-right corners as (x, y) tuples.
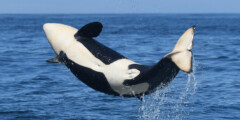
(77, 37), (126, 65)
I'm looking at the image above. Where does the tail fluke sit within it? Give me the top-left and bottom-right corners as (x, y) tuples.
(122, 26), (196, 92)
(166, 26), (195, 73)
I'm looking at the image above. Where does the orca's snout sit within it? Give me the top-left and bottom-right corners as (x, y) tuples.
(43, 23), (54, 40)
(43, 23), (78, 55)
(43, 23), (64, 55)
(43, 23), (50, 31)
(43, 23), (68, 42)
(43, 23), (57, 34)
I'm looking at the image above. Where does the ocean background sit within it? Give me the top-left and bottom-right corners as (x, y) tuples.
(0, 14), (239, 120)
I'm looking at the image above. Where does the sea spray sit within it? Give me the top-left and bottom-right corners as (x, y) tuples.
(139, 60), (198, 120)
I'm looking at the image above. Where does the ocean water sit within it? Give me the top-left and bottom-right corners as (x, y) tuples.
(0, 14), (239, 120)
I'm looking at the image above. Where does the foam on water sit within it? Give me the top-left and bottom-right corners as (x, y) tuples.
(139, 59), (198, 120)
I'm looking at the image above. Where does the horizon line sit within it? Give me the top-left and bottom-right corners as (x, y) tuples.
(1, 12), (240, 15)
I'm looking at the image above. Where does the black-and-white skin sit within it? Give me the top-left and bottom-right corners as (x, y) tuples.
(43, 22), (195, 100)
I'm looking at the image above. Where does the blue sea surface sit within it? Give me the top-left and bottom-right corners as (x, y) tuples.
(0, 14), (239, 120)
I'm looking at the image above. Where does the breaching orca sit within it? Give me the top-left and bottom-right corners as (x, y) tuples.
(43, 22), (195, 100)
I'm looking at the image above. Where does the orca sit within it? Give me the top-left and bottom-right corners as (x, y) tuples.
(43, 22), (195, 100)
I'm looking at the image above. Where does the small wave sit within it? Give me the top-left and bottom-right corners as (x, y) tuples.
(0, 110), (31, 114)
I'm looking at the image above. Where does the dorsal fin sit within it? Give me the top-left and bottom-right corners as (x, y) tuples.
(75, 22), (103, 38)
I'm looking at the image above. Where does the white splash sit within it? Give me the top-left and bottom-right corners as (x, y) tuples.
(139, 59), (198, 120)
